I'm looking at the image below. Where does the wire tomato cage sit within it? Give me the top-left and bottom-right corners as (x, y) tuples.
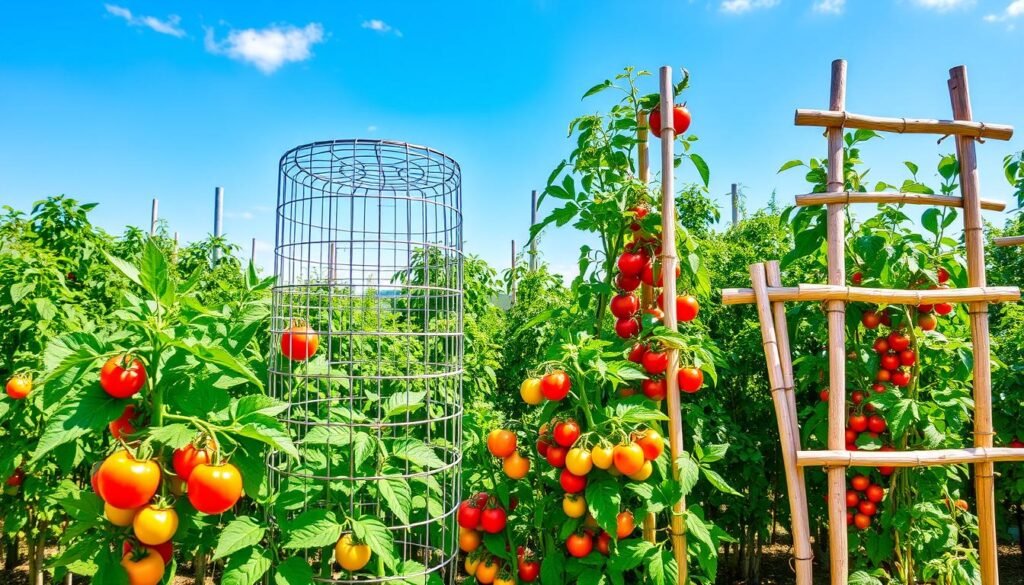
(269, 139), (463, 583)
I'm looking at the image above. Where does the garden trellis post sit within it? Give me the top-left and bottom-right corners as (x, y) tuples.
(657, 65), (688, 585)
(213, 186), (224, 264)
(529, 190), (538, 272)
(721, 61), (1022, 585)
(731, 183), (738, 227)
(636, 110), (658, 546)
(150, 198), (158, 236)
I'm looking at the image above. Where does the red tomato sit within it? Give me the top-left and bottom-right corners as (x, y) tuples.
(898, 350), (916, 367)
(891, 369), (910, 387)
(851, 475), (870, 491)
(648, 104), (692, 137)
(845, 429), (858, 443)
(819, 389), (829, 402)
(935, 302), (953, 316)
(616, 511), (635, 539)
(518, 558), (540, 582)
(880, 352), (899, 371)
(867, 415), (887, 434)
(566, 532), (593, 558)
(595, 531), (611, 555)
(536, 438), (550, 457)
(641, 350), (669, 375)
(545, 446), (567, 469)
(635, 430), (664, 460)
(852, 272), (863, 285)
(938, 267), (950, 283)
(917, 303), (933, 314)
(280, 324), (319, 361)
(487, 429), (518, 458)
(642, 378), (667, 401)
(846, 491), (861, 508)
(865, 485), (885, 503)
(627, 343), (648, 364)
(540, 371), (571, 401)
(172, 443), (214, 481)
(615, 318), (641, 339)
(187, 463), (242, 515)
(100, 355), (147, 399)
(123, 539), (174, 565)
(610, 293), (639, 319)
(851, 391), (865, 405)
(5, 468), (24, 487)
(872, 338), (890, 354)
(888, 332), (911, 352)
(457, 500), (481, 529)
(658, 293), (700, 322)
(858, 500), (877, 517)
(853, 513), (871, 530)
(617, 252), (647, 277)
(677, 367), (703, 393)
(849, 415), (868, 433)
(861, 311), (880, 329)
(876, 369), (891, 383)
(559, 469), (587, 494)
(97, 450), (161, 510)
(871, 383), (886, 394)
(846, 511), (854, 526)
(109, 405), (137, 440)
(615, 272), (642, 292)
(5, 375), (31, 400)
(553, 421), (581, 448)
(480, 506), (507, 534)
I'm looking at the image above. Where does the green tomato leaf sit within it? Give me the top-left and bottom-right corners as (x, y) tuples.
(212, 516), (266, 561)
(221, 547), (272, 585)
(280, 509), (343, 550)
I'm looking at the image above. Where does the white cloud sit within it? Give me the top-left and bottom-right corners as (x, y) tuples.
(367, 125), (378, 133)
(720, 0), (780, 14)
(984, 0), (1024, 24)
(105, 4), (185, 37)
(813, 0), (846, 14)
(911, 0), (974, 11)
(204, 23), (325, 74)
(361, 19), (402, 37)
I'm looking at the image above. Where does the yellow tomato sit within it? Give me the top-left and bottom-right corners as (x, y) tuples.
(502, 452), (531, 480)
(562, 494), (587, 518)
(590, 444), (614, 470)
(565, 448), (593, 476)
(495, 576), (515, 585)
(133, 505), (179, 546)
(459, 527), (481, 552)
(519, 378), (543, 405)
(627, 460), (653, 481)
(465, 554), (481, 576)
(335, 534), (372, 572)
(105, 502), (138, 527)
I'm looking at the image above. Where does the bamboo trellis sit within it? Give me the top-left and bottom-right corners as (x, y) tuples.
(722, 60), (1023, 585)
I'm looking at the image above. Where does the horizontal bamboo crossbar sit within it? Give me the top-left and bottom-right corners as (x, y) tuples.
(794, 109), (1014, 141)
(721, 284), (1020, 306)
(994, 235), (1024, 247)
(795, 191), (1006, 212)
(798, 448), (1024, 468)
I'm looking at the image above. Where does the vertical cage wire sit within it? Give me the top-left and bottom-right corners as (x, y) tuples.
(269, 139), (463, 583)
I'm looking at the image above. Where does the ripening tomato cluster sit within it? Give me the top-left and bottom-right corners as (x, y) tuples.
(459, 492), (525, 584)
(845, 474), (886, 531)
(5, 373), (32, 400)
(487, 429), (531, 480)
(85, 354), (245, 585)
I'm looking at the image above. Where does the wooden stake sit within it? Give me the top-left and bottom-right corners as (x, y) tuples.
(658, 65), (688, 584)
(994, 235), (1024, 247)
(636, 109), (658, 546)
(824, 58), (849, 585)
(795, 190), (1005, 211)
(721, 284), (1020, 306)
(949, 64), (999, 585)
(750, 263), (813, 585)
(794, 109), (1013, 140)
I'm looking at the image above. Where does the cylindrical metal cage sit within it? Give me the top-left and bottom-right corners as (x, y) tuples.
(269, 139), (463, 583)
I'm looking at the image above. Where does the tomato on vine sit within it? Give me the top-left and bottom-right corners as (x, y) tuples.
(187, 462), (242, 515)
(678, 367), (704, 393)
(172, 442), (214, 481)
(109, 405), (137, 440)
(480, 505), (507, 534)
(545, 445), (567, 468)
(635, 429), (664, 460)
(641, 349), (668, 375)
(590, 443), (614, 470)
(104, 502), (137, 527)
(96, 450), (161, 510)
(563, 493), (586, 518)
(100, 354), (147, 399)
(641, 377), (667, 400)
(559, 468), (587, 493)
(133, 504), (178, 546)
(120, 547), (165, 585)
(280, 323), (319, 361)
(566, 532), (593, 558)
(475, 557), (499, 583)
(610, 293), (639, 319)
(502, 452), (530, 480)
(553, 420), (580, 447)
(615, 317), (641, 339)
(612, 442), (645, 475)
(540, 370), (571, 401)
(5, 375), (31, 400)
(335, 534), (372, 572)
(518, 557), (540, 582)
(616, 511), (635, 539)
(487, 429), (517, 458)
(648, 103), (692, 137)
(459, 527), (481, 552)
(519, 378), (543, 405)
(565, 447), (593, 476)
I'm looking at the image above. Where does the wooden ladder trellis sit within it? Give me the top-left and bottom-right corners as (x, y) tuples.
(722, 60), (1023, 585)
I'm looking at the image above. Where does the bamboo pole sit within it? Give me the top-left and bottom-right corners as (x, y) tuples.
(795, 191), (1006, 212)
(658, 65), (688, 584)
(637, 109), (657, 545)
(721, 284), (1020, 306)
(823, 59), (849, 585)
(765, 262), (801, 454)
(794, 109), (1013, 141)
(949, 64), (999, 585)
(750, 263), (813, 585)
(798, 447), (1024, 467)
(994, 235), (1024, 247)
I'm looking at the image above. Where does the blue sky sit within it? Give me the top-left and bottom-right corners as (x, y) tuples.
(1, 1), (1023, 280)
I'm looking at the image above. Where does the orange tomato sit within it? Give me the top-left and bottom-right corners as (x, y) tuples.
(121, 547), (165, 585)
(612, 443), (645, 475)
